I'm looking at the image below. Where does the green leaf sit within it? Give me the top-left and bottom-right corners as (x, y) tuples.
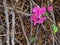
(51, 24), (58, 34)
(30, 37), (36, 42)
(45, 12), (49, 16)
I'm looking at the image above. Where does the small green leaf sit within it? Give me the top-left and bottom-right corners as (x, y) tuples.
(51, 24), (58, 34)
(30, 37), (36, 42)
(46, 12), (49, 16)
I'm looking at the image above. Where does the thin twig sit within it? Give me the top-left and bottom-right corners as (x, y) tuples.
(19, 16), (30, 45)
(7, 6), (31, 16)
(46, 15), (53, 23)
(29, 0), (33, 37)
(50, 11), (56, 24)
(53, 4), (60, 10)
(0, 37), (2, 45)
(3, 0), (10, 45)
(30, 0), (39, 6)
(11, 11), (15, 45)
(33, 25), (40, 45)
(41, 0), (43, 6)
(55, 34), (60, 43)
(15, 38), (23, 45)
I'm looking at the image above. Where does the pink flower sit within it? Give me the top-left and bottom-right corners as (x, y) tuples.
(38, 17), (46, 24)
(32, 6), (46, 18)
(31, 6), (47, 25)
(48, 6), (53, 12)
(40, 7), (46, 14)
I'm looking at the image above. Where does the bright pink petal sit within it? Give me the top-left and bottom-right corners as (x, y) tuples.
(40, 7), (46, 14)
(38, 18), (44, 24)
(30, 14), (38, 25)
(32, 6), (41, 14)
(33, 19), (38, 25)
(30, 14), (37, 20)
(38, 17), (47, 24)
(32, 6), (39, 13)
(48, 6), (53, 12)
(37, 14), (41, 18)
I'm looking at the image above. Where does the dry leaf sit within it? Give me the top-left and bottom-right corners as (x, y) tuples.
(15, 0), (19, 2)
(58, 23), (60, 28)
(50, 0), (54, 3)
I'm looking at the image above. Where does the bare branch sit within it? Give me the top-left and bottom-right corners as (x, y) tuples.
(19, 16), (30, 45)
(3, 0), (10, 45)
(11, 11), (15, 45)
